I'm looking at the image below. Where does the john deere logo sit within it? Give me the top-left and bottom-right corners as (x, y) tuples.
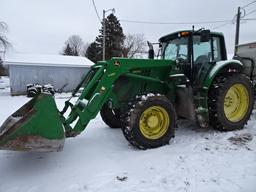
(114, 61), (120, 67)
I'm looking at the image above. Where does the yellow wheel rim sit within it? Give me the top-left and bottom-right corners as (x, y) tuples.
(139, 106), (170, 140)
(224, 83), (249, 122)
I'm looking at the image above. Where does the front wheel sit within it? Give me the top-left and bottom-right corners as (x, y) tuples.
(100, 103), (121, 128)
(121, 94), (176, 149)
(209, 74), (254, 131)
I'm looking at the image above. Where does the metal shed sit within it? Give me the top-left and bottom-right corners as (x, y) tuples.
(4, 53), (94, 95)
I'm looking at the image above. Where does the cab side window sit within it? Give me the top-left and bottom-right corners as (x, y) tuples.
(212, 37), (221, 61)
(193, 36), (211, 65)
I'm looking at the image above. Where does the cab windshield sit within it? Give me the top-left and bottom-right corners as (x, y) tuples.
(162, 37), (188, 61)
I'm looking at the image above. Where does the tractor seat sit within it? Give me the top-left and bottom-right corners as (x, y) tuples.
(193, 55), (210, 83)
(194, 55), (209, 65)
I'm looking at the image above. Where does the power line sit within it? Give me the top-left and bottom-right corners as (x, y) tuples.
(91, 0), (101, 24)
(243, 17), (256, 20)
(210, 14), (236, 30)
(214, 17), (256, 29)
(242, 0), (256, 8)
(120, 17), (255, 30)
(120, 19), (232, 25)
(212, 5), (256, 30)
(118, 3), (256, 29)
(212, 17), (256, 30)
(244, 8), (256, 16)
(212, 22), (231, 30)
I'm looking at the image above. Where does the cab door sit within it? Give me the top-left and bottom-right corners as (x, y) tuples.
(192, 35), (223, 85)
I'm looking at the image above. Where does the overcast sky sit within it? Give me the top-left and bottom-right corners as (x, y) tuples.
(1, 0), (255, 55)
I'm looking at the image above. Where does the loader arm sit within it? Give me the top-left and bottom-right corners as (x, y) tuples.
(0, 57), (174, 152)
(60, 58), (174, 137)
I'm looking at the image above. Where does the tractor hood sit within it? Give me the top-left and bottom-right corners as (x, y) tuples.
(104, 58), (176, 69)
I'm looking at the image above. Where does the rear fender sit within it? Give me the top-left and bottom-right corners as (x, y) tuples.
(202, 60), (244, 89)
(195, 60), (244, 127)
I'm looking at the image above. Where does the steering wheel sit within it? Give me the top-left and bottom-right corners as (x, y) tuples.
(176, 54), (188, 65)
(177, 54), (188, 60)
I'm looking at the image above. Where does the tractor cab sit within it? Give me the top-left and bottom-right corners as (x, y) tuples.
(159, 30), (227, 84)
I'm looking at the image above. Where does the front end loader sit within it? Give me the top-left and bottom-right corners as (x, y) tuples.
(0, 29), (255, 152)
(0, 58), (178, 151)
(0, 94), (65, 151)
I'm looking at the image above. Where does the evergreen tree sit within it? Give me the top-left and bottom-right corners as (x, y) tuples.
(61, 35), (84, 56)
(85, 42), (101, 63)
(86, 13), (125, 63)
(62, 44), (73, 56)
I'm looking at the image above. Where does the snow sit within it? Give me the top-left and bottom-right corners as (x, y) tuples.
(0, 78), (256, 192)
(0, 76), (10, 89)
(4, 52), (94, 68)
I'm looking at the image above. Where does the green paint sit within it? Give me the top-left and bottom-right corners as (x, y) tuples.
(61, 58), (177, 135)
(0, 94), (65, 150)
(0, 30), (251, 151)
(202, 60), (243, 88)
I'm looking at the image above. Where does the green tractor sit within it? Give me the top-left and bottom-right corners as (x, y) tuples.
(0, 29), (255, 151)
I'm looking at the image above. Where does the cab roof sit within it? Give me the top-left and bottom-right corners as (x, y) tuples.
(159, 30), (224, 42)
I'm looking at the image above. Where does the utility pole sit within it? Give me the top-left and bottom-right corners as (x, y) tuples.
(102, 8), (115, 61)
(234, 6), (241, 54)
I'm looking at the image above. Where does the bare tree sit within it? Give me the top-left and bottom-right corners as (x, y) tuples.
(62, 35), (84, 56)
(122, 34), (147, 58)
(0, 22), (10, 50)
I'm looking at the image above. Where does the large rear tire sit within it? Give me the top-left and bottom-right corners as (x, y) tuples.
(121, 94), (176, 149)
(208, 74), (254, 131)
(100, 103), (121, 128)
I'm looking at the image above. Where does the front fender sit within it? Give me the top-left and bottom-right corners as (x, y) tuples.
(202, 59), (243, 89)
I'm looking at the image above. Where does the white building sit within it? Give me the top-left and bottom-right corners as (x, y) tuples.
(4, 53), (94, 95)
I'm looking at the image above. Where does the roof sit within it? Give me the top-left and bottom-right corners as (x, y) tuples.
(237, 41), (256, 48)
(159, 30), (224, 42)
(4, 53), (94, 68)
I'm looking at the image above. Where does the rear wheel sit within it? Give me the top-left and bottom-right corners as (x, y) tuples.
(209, 74), (254, 131)
(121, 94), (176, 149)
(100, 103), (121, 128)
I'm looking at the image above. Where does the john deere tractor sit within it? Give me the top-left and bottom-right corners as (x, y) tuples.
(0, 29), (255, 151)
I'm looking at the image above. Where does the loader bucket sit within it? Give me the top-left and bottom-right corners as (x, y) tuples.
(0, 93), (65, 152)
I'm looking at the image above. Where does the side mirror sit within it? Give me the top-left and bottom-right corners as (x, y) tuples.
(147, 41), (154, 59)
(200, 30), (211, 42)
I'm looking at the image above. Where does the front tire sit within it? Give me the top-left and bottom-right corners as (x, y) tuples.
(100, 103), (121, 128)
(209, 74), (254, 131)
(121, 94), (176, 149)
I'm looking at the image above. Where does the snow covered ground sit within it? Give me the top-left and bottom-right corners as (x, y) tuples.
(0, 77), (256, 192)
